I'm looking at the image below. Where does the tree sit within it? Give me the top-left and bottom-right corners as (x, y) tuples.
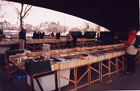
(9, 2), (32, 30)
(0, 0), (4, 18)
(0, 0), (5, 29)
(0, 0), (3, 10)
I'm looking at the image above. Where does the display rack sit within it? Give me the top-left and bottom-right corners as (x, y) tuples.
(7, 43), (131, 91)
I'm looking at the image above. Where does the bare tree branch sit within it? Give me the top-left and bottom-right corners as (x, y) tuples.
(17, 13), (20, 20)
(20, 3), (24, 18)
(8, 2), (32, 29)
(0, 0), (3, 9)
(24, 5), (29, 14)
(8, 2), (20, 14)
(22, 5), (32, 18)
(23, 13), (29, 19)
(0, 0), (6, 19)
(0, 0), (3, 16)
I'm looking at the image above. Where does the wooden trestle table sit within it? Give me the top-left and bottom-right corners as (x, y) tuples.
(7, 43), (140, 91)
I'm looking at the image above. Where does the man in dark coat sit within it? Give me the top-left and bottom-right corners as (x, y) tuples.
(56, 32), (60, 39)
(19, 28), (26, 49)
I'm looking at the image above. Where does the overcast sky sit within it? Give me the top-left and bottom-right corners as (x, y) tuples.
(0, 1), (109, 31)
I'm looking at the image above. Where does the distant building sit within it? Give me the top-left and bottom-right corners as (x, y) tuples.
(0, 21), (19, 30)
(39, 21), (68, 33)
(24, 24), (33, 31)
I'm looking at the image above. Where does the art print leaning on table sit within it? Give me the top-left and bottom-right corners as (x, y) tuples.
(42, 44), (50, 60)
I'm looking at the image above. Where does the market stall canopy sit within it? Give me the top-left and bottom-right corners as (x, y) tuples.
(7, 0), (139, 33)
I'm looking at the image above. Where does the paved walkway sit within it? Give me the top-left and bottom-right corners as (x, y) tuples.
(0, 63), (140, 91)
(80, 63), (140, 91)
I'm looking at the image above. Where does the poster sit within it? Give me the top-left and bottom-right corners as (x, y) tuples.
(42, 44), (50, 60)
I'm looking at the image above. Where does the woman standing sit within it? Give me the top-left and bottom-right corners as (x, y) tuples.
(123, 30), (137, 75)
(65, 31), (73, 48)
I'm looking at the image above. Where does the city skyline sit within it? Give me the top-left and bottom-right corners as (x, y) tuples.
(0, 1), (109, 32)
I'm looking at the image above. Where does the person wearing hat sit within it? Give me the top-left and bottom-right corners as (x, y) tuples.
(123, 30), (137, 75)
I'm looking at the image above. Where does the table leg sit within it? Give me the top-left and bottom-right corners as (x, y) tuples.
(30, 75), (34, 91)
(99, 62), (101, 83)
(88, 65), (91, 88)
(35, 78), (44, 91)
(74, 68), (77, 91)
(55, 71), (58, 91)
(6, 62), (10, 80)
(58, 70), (61, 91)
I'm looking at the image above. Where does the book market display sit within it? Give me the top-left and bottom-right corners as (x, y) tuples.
(50, 43), (125, 70)
(7, 43), (129, 91)
(0, 38), (96, 45)
(0, 38), (96, 50)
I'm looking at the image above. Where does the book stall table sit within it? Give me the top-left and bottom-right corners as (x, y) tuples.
(7, 52), (58, 91)
(0, 38), (96, 51)
(26, 38), (96, 50)
(7, 43), (137, 91)
(50, 43), (127, 91)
